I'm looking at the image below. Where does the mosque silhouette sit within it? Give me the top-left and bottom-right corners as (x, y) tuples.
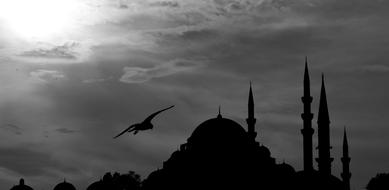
(9, 59), (352, 190)
(10, 179), (76, 190)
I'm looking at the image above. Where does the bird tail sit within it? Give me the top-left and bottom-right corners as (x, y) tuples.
(113, 124), (137, 139)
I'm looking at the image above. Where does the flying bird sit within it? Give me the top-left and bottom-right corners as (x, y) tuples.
(113, 105), (174, 138)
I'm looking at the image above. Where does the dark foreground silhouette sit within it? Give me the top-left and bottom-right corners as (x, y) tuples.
(141, 59), (347, 190)
(9, 59), (371, 190)
(87, 171), (141, 190)
(10, 179), (33, 190)
(366, 173), (389, 190)
(114, 105), (174, 137)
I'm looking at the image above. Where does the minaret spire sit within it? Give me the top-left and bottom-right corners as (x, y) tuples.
(318, 74), (330, 124)
(301, 57), (314, 172)
(341, 127), (351, 190)
(247, 82), (257, 142)
(316, 74), (333, 177)
(304, 57), (310, 97)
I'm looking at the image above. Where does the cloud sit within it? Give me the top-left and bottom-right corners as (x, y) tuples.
(149, 1), (179, 8)
(0, 146), (79, 176)
(118, 0), (129, 9)
(30, 70), (65, 83)
(361, 65), (389, 73)
(297, 0), (389, 21)
(55, 128), (78, 134)
(120, 58), (206, 83)
(20, 42), (80, 60)
(0, 124), (22, 135)
(0, 0), (389, 189)
(82, 77), (113, 84)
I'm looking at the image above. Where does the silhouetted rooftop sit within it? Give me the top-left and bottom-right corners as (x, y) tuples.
(188, 115), (248, 148)
(53, 180), (76, 190)
(295, 170), (343, 190)
(10, 179), (33, 190)
(86, 180), (102, 190)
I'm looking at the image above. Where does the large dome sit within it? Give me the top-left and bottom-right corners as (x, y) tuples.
(53, 181), (76, 190)
(187, 115), (248, 149)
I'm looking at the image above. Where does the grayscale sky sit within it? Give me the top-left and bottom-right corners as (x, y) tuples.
(0, 0), (388, 189)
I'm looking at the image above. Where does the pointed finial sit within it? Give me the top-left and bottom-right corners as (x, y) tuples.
(304, 57), (309, 73)
(249, 81), (254, 101)
(321, 73), (326, 92)
(304, 57), (309, 77)
(321, 73), (324, 88)
(249, 81), (254, 99)
(20, 178), (24, 185)
(343, 126), (348, 145)
(248, 81), (255, 119)
(303, 57), (311, 96)
(217, 105), (222, 118)
(249, 81), (253, 96)
(343, 126), (349, 157)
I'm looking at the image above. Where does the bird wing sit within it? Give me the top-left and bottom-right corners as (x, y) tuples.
(143, 105), (174, 123)
(113, 124), (137, 139)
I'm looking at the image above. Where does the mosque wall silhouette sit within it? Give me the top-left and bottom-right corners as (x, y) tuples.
(9, 60), (352, 190)
(142, 59), (351, 190)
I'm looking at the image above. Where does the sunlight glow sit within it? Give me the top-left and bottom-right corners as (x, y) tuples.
(0, 0), (79, 40)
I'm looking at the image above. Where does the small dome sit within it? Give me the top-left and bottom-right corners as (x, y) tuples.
(53, 180), (76, 190)
(10, 179), (34, 190)
(188, 116), (248, 147)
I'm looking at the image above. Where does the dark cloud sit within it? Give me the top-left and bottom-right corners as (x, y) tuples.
(151, 29), (219, 47)
(120, 58), (206, 83)
(0, 146), (79, 176)
(1, 0), (389, 189)
(0, 124), (22, 135)
(149, 1), (179, 8)
(30, 70), (65, 83)
(119, 1), (129, 9)
(20, 42), (80, 60)
(119, 4), (129, 9)
(82, 77), (113, 84)
(360, 65), (389, 73)
(295, 0), (389, 21)
(55, 128), (78, 134)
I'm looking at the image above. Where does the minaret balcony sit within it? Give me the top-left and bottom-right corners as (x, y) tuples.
(301, 96), (313, 103)
(301, 113), (314, 120)
(301, 127), (314, 135)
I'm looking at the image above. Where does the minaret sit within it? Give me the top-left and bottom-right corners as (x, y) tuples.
(341, 127), (351, 190)
(316, 74), (333, 177)
(247, 82), (257, 142)
(301, 57), (314, 173)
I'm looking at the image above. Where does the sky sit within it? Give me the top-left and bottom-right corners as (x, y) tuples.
(0, 0), (388, 189)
